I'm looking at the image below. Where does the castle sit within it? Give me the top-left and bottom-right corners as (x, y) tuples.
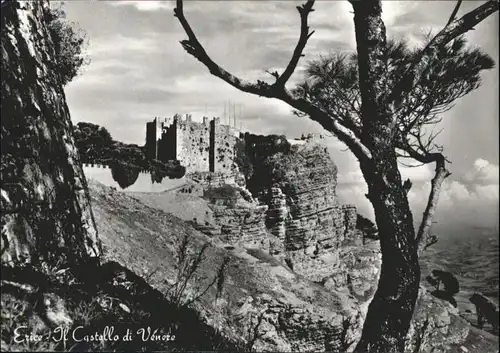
(145, 114), (240, 174)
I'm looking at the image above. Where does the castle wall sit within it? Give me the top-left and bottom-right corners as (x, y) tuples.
(175, 119), (211, 172)
(150, 115), (240, 174)
(212, 123), (238, 173)
(145, 120), (158, 160)
(83, 164), (186, 192)
(158, 120), (177, 162)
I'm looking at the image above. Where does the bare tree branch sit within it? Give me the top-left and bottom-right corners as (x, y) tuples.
(174, 0), (373, 162)
(395, 137), (451, 255)
(416, 156), (451, 256)
(173, 0), (270, 97)
(447, 0), (463, 26)
(276, 0), (316, 87)
(392, 0), (499, 106)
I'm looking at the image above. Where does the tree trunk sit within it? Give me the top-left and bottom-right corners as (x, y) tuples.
(354, 154), (420, 353)
(350, 1), (421, 350)
(1, 0), (101, 266)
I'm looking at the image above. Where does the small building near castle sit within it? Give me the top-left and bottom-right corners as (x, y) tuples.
(145, 114), (240, 174)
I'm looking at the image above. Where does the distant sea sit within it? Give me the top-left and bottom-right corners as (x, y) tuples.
(420, 224), (499, 331)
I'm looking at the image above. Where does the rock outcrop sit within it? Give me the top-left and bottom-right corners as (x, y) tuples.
(406, 287), (471, 353)
(469, 293), (499, 331)
(244, 136), (362, 283)
(1, 0), (100, 265)
(89, 180), (363, 351)
(210, 203), (270, 249)
(90, 180), (498, 352)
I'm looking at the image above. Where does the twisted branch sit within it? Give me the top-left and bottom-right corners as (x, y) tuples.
(173, 0), (372, 161)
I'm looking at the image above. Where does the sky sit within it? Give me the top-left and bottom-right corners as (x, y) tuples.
(61, 0), (499, 230)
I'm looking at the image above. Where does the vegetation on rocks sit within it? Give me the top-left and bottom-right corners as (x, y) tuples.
(238, 134), (294, 193)
(357, 214), (379, 241)
(43, 3), (90, 86)
(203, 184), (240, 207)
(0, 256), (236, 352)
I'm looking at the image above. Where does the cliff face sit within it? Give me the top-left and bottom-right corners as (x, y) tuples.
(89, 181), (364, 352)
(1, 1), (100, 265)
(244, 137), (364, 285)
(89, 181), (496, 352)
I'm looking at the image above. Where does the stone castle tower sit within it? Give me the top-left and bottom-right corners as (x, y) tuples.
(145, 114), (240, 174)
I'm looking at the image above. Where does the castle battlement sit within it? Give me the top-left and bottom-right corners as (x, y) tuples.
(82, 163), (110, 169)
(82, 163), (151, 175)
(145, 113), (240, 174)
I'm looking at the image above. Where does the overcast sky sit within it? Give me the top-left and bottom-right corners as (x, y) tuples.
(62, 0), (499, 229)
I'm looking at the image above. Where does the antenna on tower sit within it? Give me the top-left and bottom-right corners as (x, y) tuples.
(223, 101), (226, 122)
(233, 102), (236, 128)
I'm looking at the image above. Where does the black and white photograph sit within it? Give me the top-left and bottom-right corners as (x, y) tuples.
(1, 0), (498, 352)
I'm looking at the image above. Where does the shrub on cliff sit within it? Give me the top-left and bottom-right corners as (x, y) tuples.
(151, 160), (186, 182)
(44, 3), (90, 86)
(242, 134), (293, 193)
(74, 122), (114, 161)
(356, 214), (379, 240)
(110, 161), (141, 189)
(203, 185), (239, 207)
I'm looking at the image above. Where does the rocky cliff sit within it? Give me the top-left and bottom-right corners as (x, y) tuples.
(89, 182), (499, 352)
(89, 181), (364, 351)
(1, 0), (100, 266)
(243, 135), (364, 285)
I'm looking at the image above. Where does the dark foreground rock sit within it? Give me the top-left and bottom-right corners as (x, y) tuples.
(1, 0), (100, 266)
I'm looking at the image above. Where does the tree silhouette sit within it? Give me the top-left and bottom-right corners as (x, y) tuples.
(44, 3), (90, 86)
(173, 0), (498, 351)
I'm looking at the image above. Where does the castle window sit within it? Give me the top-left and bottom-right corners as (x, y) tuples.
(200, 138), (203, 143)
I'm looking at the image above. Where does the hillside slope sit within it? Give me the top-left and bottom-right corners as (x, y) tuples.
(90, 180), (499, 352)
(89, 180), (364, 351)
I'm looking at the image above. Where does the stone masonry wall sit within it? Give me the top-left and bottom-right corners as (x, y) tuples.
(147, 115), (238, 175)
(175, 117), (211, 172)
(212, 123), (238, 173)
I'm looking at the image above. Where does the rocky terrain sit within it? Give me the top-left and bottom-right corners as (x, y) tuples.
(123, 138), (498, 352)
(1, 1), (498, 352)
(69, 181), (500, 352)
(245, 139), (364, 285)
(90, 180), (365, 351)
(421, 226), (500, 336)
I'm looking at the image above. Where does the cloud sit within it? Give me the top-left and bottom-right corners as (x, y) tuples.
(410, 159), (499, 226)
(464, 158), (499, 185)
(108, 1), (174, 12)
(62, 1), (498, 228)
(337, 158), (499, 228)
